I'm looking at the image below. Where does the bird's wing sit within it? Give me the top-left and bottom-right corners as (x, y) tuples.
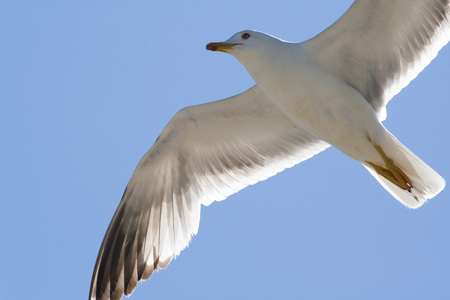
(305, 0), (450, 120)
(89, 85), (329, 300)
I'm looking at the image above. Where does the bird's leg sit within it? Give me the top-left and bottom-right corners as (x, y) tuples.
(366, 144), (413, 192)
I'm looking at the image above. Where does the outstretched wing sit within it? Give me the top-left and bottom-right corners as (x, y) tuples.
(305, 0), (450, 120)
(89, 85), (329, 300)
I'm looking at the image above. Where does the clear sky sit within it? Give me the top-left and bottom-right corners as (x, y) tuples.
(2, 1), (450, 300)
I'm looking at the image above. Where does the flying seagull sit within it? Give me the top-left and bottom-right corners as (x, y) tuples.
(90, 1), (450, 299)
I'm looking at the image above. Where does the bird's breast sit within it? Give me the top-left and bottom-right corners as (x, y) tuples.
(253, 55), (385, 162)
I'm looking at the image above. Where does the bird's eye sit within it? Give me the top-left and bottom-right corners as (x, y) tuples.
(241, 33), (251, 40)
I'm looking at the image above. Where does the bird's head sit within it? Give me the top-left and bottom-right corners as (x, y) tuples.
(206, 30), (283, 53)
(206, 30), (287, 77)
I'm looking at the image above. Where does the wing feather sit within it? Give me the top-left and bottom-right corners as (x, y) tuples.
(89, 85), (329, 299)
(306, 0), (450, 120)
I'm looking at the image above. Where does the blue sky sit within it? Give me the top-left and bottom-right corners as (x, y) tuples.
(2, 1), (450, 299)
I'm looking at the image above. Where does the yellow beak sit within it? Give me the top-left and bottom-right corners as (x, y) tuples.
(206, 42), (241, 53)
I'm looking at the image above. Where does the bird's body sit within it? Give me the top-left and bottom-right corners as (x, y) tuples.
(240, 40), (384, 162)
(224, 32), (443, 206)
(90, 1), (450, 299)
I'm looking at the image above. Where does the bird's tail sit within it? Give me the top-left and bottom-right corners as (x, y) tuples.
(363, 133), (445, 208)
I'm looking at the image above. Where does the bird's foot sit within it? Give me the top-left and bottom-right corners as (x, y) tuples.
(366, 144), (413, 193)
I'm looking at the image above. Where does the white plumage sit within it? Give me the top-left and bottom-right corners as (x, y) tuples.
(90, 1), (450, 299)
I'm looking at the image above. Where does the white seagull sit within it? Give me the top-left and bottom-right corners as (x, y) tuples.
(90, 1), (450, 299)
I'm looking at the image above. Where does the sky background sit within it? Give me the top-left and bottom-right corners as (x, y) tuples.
(2, 1), (450, 299)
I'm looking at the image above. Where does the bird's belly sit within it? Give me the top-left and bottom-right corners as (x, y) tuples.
(258, 71), (387, 164)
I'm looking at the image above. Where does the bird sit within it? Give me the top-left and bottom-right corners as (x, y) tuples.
(89, 1), (450, 299)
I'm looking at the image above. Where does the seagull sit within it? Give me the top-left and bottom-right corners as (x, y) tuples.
(89, 1), (450, 299)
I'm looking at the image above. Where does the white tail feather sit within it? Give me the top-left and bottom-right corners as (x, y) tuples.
(363, 134), (445, 209)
